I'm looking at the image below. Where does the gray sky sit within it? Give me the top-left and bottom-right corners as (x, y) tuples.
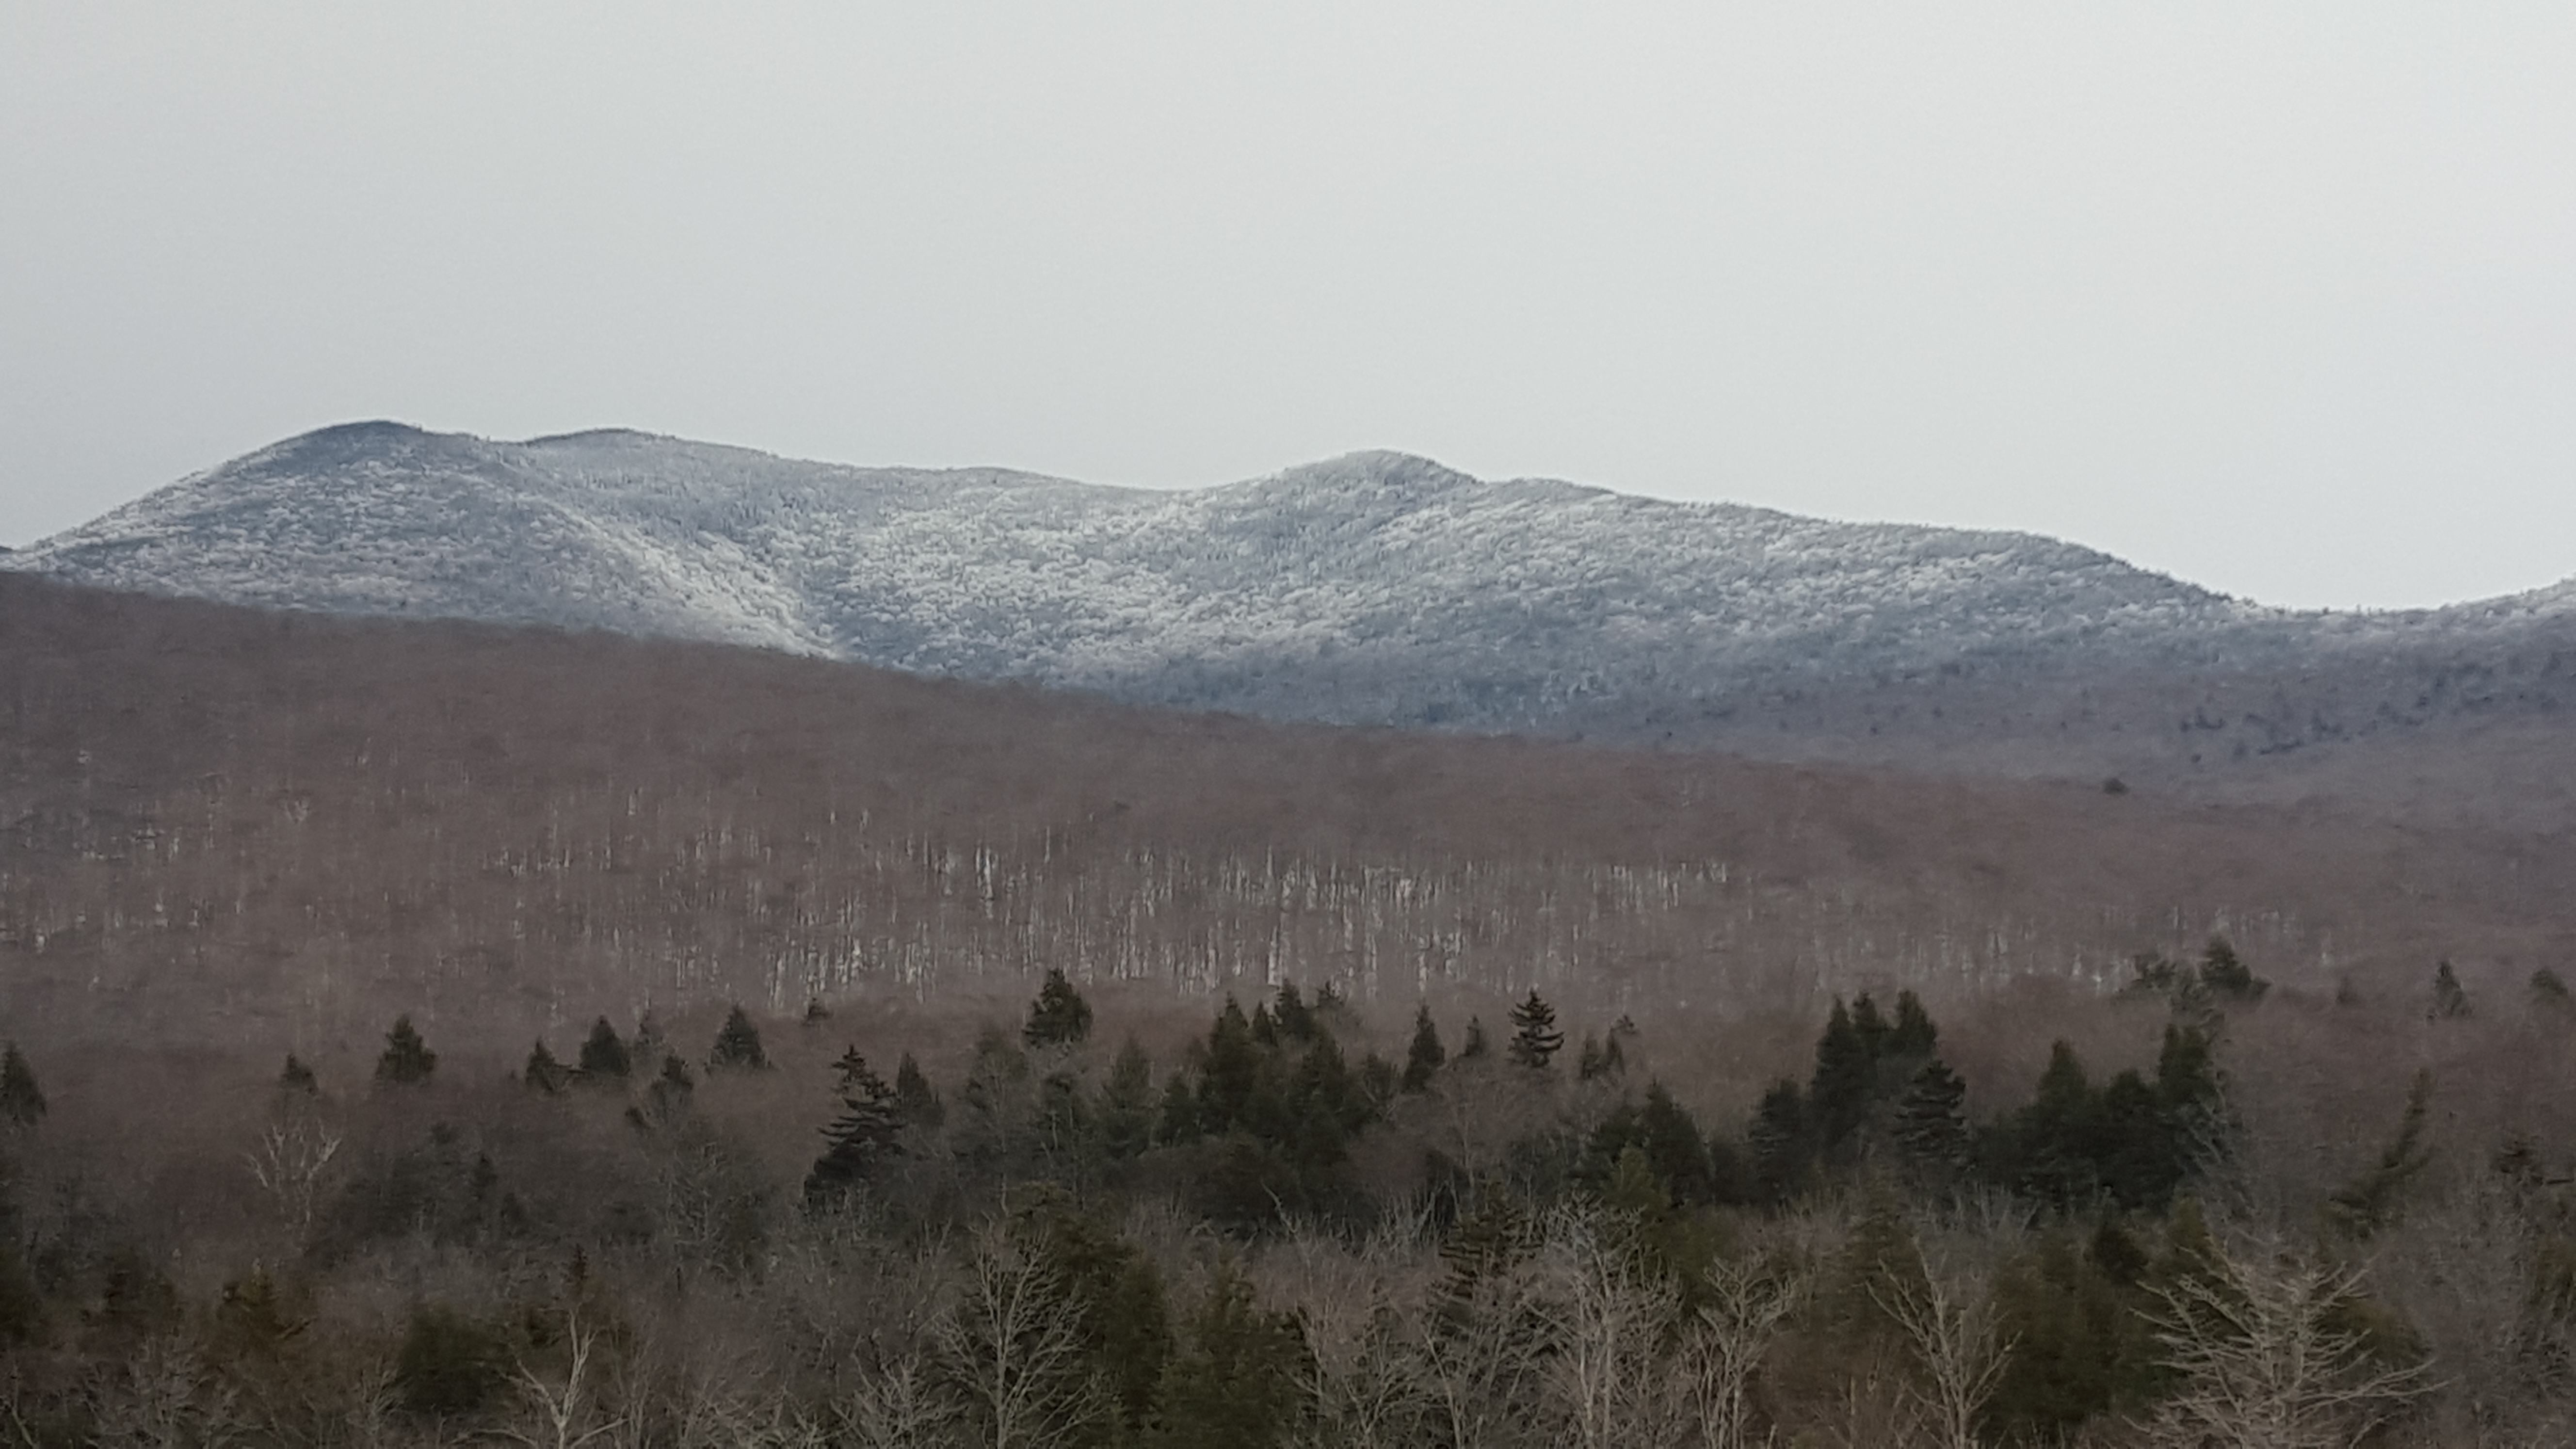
(4, 4), (2571, 609)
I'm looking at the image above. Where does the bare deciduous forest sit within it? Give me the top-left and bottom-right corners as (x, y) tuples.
(4, 575), (2576, 1445)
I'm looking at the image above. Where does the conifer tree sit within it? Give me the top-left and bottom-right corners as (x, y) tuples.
(2325, 1068), (2435, 1238)
(1576, 1034), (1610, 1081)
(1271, 980), (1315, 1044)
(1197, 998), (1265, 1135)
(1887, 990), (1939, 1058)
(1151, 1264), (1308, 1448)
(2197, 937), (2269, 1002)
(639, 1052), (694, 1124)
(892, 1050), (946, 1128)
(1850, 993), (1892, 1059)
(1749, 1079), (1813, 1204)
(2532, 967), (2572, 1009)
(1157, 1070), (1200, 1145)
(2430, 960), (2470, 1019)
(1637, 1081), (1713, 1204)
(1401, 1003), (1446, 1093)
(522, 1040), (569, 1095)
(1892, 1059), (1969, 1172)
(577, 1017), (631, 1079)
(805, 1049), (903, 1208)
(1809, 998), (1876, 1155)
(708, 1004), (769, 1070)
(1023, 967), (1095, 1048)
(0, 1046), (42, 1128)
(1506, 990), (1563, 1070)
(1100, 1040), (1155, 1158)
(374, 1016), (436, 1086)
(1460, 1016), (1490, 1060)
(801, 996), (831, 1027)
(277, 1053), (318, 1095)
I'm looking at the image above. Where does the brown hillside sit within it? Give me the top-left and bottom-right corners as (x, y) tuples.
(1, 574), (2566, 1055)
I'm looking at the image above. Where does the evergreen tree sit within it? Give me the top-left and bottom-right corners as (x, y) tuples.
(1892, 1058), (1969, 1172)
(0, 1046), (42, 1128)
(2325, 1068), (2435, 1238)
(1576, 1034), (1611, 1081)
(801, 995), (831, 1027)
(1887, 989), (1939, 1058)
(2198, 936), (2269, 1002)
(1151, 1263), (1310, 1449)
(374, 1015), (436, 1086)
(1808, 998), (1876, 1155)
(1401, 1003), (1447, 1093)
(1197, 998), (1266, 1136)
(522, 1040), (569, 1095)
(577, 1017), (631, 1079)
(1748, 1079), (1813, 1205)
(2532, 967), (2573, 1009)
(805, 1049), (903, 1208)
(278, 1053), (318, 1096)
(1271, 980), (1315, 1044)
(1850, 993), (1892, 1059)
(1157, 1070), (1200, 1145)
(1506, 990), (1563, 1070)
(1100, 1040), (1156, 1159)
(2431, 960), (2471, 1019)
(1636, 1081), (1714, 1205)
(1024, 967), (1095, 1048)
(1459, 1016), (1490, 1060)
(892, 1050), (945, 1128)
(708, 1004), (770, 1071)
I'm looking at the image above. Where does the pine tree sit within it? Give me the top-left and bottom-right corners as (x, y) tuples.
(1748, 1079), (1813, 1205)
(2532, 967), (2572, 1009)
(1401, 1003), (1447, 1093)
(638, 1053), (694, 1124)
(805, 1049), (903, 1208)
(522, 1040), (569, 1095)
(1101, 1040), (1155, 1158)
(1506, 990), (1563, 1070)
(1808, 998), (1876, 1155)
(2324, 1068), (2435, 1238)
(1024, 967), (1095, 1048)
(708, 1004), (769, 1071)
(892, 1050), (945, 1128)
(577, 1017), (631, 1080)
(278, 1053), (318, 1095)
(1157, 1070), (1200, 1145)
(0, 1046), (42, 1128)
(1459, 1015), (1490, 1060)
(2430, 960), (2471, 1019)
(1637, 1081), (1713, 1204)
(1576, 1034), (1610, 1081)
(1892, 1059), (1969, 1172)
(1851, 993), (1892, 1059)
(801, 996), (831, 1027)
(1887, 990), (1939, 1058)
(1271, 981), (1315, 1044)
(2198, 937), (2269, 1002)
(374, 1016), (436, 1086)
(1151, 1262), (1307, 1448)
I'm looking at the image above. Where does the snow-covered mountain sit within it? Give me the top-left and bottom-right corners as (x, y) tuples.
(8, 422), (2573, 757)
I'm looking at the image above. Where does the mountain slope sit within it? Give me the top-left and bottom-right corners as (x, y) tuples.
(9, 422), (2573, 796)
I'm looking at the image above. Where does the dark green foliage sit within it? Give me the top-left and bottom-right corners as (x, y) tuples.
(1197, 998), (1264, 1135)
(1507, 990), (1563, 1070)
(1024, 967), (1095, 1048)
(805, 1049), (903, 1208)
(1748, 1079), (1813, 1205)
(1986, 1227), (2162, 1439)
(1151, 1262), (1310, 1449)
(1808, 998), (1875, 1156)
(2198, 936), (2269, 1002)
(633, 1052), (694, 1126)
(1979, 1033), (2222, 1212)
(1010, 1195), (1174, 1434)
(2326, 1068), (2435, 1238)
(213, 1267), (304, 1362)
(1157, 1071), (1199, 1145)
(374, 1015), (436, 1086)
(522, 1039), (569, 1095)
(1887, 989), (1938, 1058)
(1100, 1040), (1156, 1159)
(1271, 980), (1316, 1044)
(1401, 1004), (1446, 1092)
(802, 995), (830, 1026)
(0, 1046), (44, 1130)
(708, 1004), (770, 1070)
(0, 1244), (39, 1348)
(278, 1053), (318, 1095)
(1576, 1032), (1626, 1081)
(1459, 1016), (1490, 1060)
(578, 1017), (632, 1079)
(394, 1303), (507, 1417)
(2431, 960), (2471, 1019)
(1588, 1081), (1714, 1205)
(893, 1050), (946, 1128)
(1892, 1058), (1969, 1173)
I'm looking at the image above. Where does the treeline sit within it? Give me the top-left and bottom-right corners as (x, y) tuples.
(0, 941), (2571, 1445)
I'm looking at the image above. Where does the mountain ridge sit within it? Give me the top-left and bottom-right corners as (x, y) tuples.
(7, 422), (2572, 800)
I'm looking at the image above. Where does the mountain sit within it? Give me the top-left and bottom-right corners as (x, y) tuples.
(9, 422), (2574, 807)
(4, 572), (2565, 1047)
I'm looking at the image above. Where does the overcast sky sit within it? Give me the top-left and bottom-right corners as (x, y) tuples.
(4, 5), (2571, 609)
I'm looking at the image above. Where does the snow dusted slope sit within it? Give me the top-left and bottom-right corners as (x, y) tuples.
(9, 422), (2572, 743)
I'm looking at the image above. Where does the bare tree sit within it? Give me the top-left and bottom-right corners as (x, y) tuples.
(1540, 1208), (1686, 1449)
(1415, 1256), (1553, 1449)
(1677, 1251), (1808, 1449)
(935, 1221), (1105, 1449)
(2140, 1239), (2435, 1449)
(834, 1353), (958, 1449)
(1870, 1247), (2011, 1449)
(501, 1312), (623, 1449)
(244, 1114), (341, 1242)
